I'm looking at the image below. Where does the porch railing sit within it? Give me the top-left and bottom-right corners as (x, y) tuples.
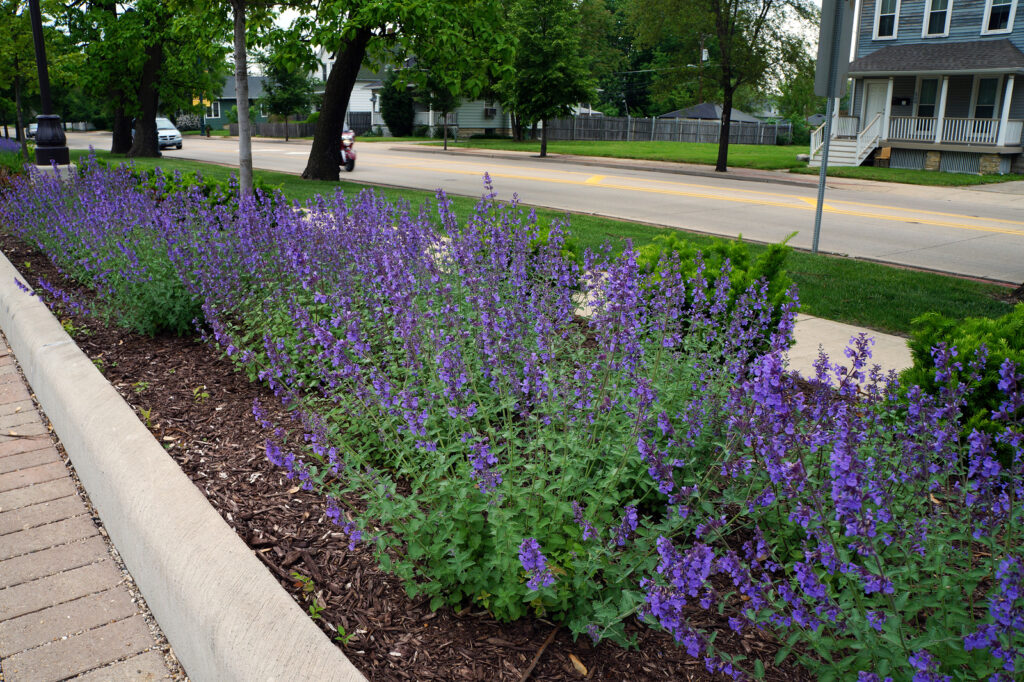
(944, 117), (998, 145)
(888, 116), (936, 142)
(1006, 120), (1024, 145)
(857, 113), (883, 161)
(886, 116), (1024, 145)
(835, 115), (859, 137)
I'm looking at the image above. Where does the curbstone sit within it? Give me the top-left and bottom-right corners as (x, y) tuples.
(0, 251), (366, 682)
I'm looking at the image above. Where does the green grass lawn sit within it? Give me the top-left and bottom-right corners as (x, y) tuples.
(182, 129), (232, 137)
(435, 139), (808, 170)
(791, 165), (1024, 186)
(70, 150), (1017, 335)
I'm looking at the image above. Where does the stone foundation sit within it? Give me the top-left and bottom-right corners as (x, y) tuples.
(924, 151), (941, 171)
(979, 153), (1002, 175)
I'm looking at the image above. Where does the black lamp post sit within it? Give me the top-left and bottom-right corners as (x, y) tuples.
(28, 0), (70, 166)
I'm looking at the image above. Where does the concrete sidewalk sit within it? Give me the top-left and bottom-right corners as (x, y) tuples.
(0, 334), (180, 682)
(789, 314), (912, 377)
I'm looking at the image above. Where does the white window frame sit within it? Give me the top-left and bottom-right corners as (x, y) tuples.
(982, 0), (1017, 34)
(873, 0), (902, 39)
(206, 101), (220, 119)
(969, 75), (1004, 119)
(922, 0), (953, 36)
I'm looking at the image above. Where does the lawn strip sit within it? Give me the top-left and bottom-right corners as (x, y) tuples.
(71, 150), (1016, 335)
(790, 165), (1024, 186)
(428, 139), (808, 170)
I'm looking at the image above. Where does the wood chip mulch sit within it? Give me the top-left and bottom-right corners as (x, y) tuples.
(0, 231), (811, 682)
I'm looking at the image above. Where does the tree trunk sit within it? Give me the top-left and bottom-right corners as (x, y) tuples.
(14, 65), (29, 162)
(230, 0), (253, 196)
(511, 112), (522, 142)
(540, 117), (547, 157)
(111, 104), (133, 154)
(716, 83), (734, 173)
(285, 114), (289, 142)
(302, 27), (372, 181)
(442, 111), (448, 150)
(530, 121), (538, 140)
(128, 42), (163, 158)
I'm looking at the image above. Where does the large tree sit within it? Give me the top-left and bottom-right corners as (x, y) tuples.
(633, 0), (813, 171)
(286, 1), (511, 181)
(506, 0), (593, 157)
(0, 2), (36, 160)
(71, 0), (228, 156)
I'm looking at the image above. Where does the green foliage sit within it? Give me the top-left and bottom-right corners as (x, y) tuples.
(903, 303), (1024, 448)
(226, 104), (257, 125)
(304, 111), (320, 126)
(380, 70), (415, 137)
(506, 0), (594, 127)
(636, 231), (794, 332)
(258, 41), (318, 124)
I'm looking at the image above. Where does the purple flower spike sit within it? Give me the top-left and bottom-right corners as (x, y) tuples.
(519, 538), (555, 590)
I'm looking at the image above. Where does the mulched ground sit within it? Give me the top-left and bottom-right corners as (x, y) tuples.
(0, 231), (811, 682)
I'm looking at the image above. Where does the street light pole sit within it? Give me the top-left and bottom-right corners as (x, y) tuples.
(28, 0), (70, 166)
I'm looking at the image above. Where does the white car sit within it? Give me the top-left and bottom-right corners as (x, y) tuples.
(156, 117), (182, 149)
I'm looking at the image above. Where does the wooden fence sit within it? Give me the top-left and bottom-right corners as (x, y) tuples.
(544, 116), (792, 145)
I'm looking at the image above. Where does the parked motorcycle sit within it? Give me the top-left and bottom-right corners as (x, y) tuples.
(339, 129), (356, 172)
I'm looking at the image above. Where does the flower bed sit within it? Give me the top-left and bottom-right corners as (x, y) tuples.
(2, 160), (1022, 681)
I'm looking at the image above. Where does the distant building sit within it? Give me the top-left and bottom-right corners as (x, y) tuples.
(810, 0), (1024, 173)
(659, 103), (762, 123)
(205, 76), (269, 129)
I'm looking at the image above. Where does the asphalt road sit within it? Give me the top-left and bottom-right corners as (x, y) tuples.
(67, 132), (1024, 284)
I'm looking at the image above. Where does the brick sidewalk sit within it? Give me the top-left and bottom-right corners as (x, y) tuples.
(0, 336), (181, 682)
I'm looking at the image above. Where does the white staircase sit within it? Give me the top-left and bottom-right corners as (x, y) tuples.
(808, 113), (883, 168)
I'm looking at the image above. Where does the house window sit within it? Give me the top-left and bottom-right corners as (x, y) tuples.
(983, 0), (1016, 31)
(206, 101), (220, 119)
(924, 0), (951, 34)
(875, 0), (900, 37)
(918, 79), (938, 117)
(974, 78), (1000, 118)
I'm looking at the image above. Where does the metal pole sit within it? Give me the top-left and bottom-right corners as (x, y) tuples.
(811, 0), (845, 254)
(27, 0), (69, 166)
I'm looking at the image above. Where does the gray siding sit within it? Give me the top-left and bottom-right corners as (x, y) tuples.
(945, 75), (975, 115)
(893, 76), (919, 114)
(852, 79), (865, 117)
(1010, 81), (1024, 116)
(456, 100), (511, 129)
(857, 0), (1024, 60)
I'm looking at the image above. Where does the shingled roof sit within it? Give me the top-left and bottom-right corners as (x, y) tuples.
(848, 39), (1024, 75)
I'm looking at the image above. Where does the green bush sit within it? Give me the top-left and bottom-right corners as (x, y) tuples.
(903, 302), (1024, 448)
(636, 232), (795, 332)
(380, 71), (415, 137)
(304, 111), (320, 125)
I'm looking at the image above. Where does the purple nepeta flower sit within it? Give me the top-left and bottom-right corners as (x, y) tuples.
(572, 501), (597, 541)
(466, 437), (502, 493)
(519, 538), (555, 590)
(613, 506), (638, 546)
(866, 610), (887, 632)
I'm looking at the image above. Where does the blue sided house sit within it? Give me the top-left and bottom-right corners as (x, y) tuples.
(811, 0), (1024, 173)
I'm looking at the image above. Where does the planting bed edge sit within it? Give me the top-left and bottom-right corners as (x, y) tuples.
(0, 249), (366, 682)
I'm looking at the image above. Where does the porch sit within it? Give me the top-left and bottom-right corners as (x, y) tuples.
(811, 71), (1024, 169)
(810, 39), (1024, 169)
(824, 113), (1024, 146)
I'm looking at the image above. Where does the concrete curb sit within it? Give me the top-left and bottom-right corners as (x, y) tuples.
(0, 251), (365, 682)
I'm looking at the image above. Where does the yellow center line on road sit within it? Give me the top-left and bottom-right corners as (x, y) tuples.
(379, 161), (1024, 238)
(376, 153), (1024, 229)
